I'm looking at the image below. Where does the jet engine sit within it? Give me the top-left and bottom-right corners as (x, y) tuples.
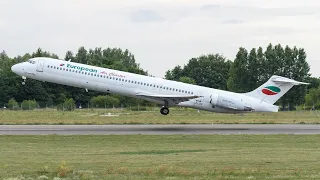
(210, 94), (254, 111)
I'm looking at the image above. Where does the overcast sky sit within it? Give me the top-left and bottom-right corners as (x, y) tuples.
(1, 0), (320, 78)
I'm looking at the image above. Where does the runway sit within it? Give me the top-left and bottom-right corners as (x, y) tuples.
(0, 124), (320, 135)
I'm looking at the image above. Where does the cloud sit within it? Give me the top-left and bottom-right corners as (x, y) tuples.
(200, 4), (221, 11)
(199, 4), (318, 20)
(0, 0), (320, 78)
(130, 10), (165, 23)
(222, 19), (244, 24)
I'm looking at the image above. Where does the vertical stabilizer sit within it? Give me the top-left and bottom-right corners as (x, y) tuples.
(244, 75), (308, 104)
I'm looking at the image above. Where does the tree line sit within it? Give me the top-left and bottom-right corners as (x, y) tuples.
(166, 43), (317, 110)
(0, 47), (151, 109)
(1, 43), (319, 110)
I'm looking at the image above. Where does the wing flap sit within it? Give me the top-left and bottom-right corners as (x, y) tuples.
(136, 92), (200, 105)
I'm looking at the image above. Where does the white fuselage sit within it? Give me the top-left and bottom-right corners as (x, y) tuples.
(11, 57), (278, 113)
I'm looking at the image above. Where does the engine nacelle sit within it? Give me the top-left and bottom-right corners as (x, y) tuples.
(210, 94), (254, 111)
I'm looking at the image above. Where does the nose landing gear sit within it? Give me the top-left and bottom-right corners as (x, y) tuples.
(22, 76), (26, 85)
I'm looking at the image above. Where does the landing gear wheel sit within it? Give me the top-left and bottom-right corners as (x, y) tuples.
(160, 107), (169, 115)
(22, 76), (26, 85)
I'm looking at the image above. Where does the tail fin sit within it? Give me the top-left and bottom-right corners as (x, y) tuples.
(244, 75), (309, 104)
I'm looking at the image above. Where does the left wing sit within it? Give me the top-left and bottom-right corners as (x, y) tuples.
(136, 92), (200, 106)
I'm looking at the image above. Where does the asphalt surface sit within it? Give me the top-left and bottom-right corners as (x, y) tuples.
(0, 124), (319, 135)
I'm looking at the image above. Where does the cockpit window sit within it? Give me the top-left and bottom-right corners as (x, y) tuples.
(27, 60), (36, 64)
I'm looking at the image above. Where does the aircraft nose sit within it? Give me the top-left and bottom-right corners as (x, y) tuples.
(11, 63), (23, 75)
(11, 64), (18, 73)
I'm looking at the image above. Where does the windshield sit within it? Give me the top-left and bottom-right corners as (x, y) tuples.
(27, 59), (36, 64)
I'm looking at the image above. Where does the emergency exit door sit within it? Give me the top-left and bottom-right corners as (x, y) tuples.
(37, 60), (44, 72)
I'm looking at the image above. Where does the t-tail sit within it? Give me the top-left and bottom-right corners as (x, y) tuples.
(244, 75), (309, 104)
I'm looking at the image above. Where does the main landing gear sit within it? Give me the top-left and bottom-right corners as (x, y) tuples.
(160, 106), (169, 115)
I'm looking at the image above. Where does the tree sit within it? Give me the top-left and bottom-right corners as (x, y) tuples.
(75, 47), (88, 64)
(32, 48), (59, 58)
(228, 44), (310, 110)
(305, 88), (320, 109)
(227, 48), (250, 92)
(306, 77), (320, 90)
(21, 100), (38, 110)
(7, 98), (19, 110)
(166, 54), (232, 90)
(57, 98), (76, 111)
(276, 46), (310, 109)
(90, 95), (120, 108)
(178, 76), (196, 85)
(165, 66), (183, 81)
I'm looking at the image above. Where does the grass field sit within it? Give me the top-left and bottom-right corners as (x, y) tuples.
(0, 108), (320, 124)
(1, 135), (320, 180)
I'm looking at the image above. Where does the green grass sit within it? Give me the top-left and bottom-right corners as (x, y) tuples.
(0, 108), (320, 124)
(1, 135), (320, 179)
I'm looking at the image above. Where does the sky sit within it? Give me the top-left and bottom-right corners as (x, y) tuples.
(1, 0), (320, 78)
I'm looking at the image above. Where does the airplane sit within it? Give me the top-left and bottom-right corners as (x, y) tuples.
(11, 57), (308, 115)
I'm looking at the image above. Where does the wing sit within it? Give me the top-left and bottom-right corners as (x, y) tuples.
(136, 92), (201, 106)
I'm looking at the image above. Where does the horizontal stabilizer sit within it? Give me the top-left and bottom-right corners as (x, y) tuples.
(272, 76), (309, 85)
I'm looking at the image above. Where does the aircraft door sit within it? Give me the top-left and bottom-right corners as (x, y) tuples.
(36, 60), (45, 72)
